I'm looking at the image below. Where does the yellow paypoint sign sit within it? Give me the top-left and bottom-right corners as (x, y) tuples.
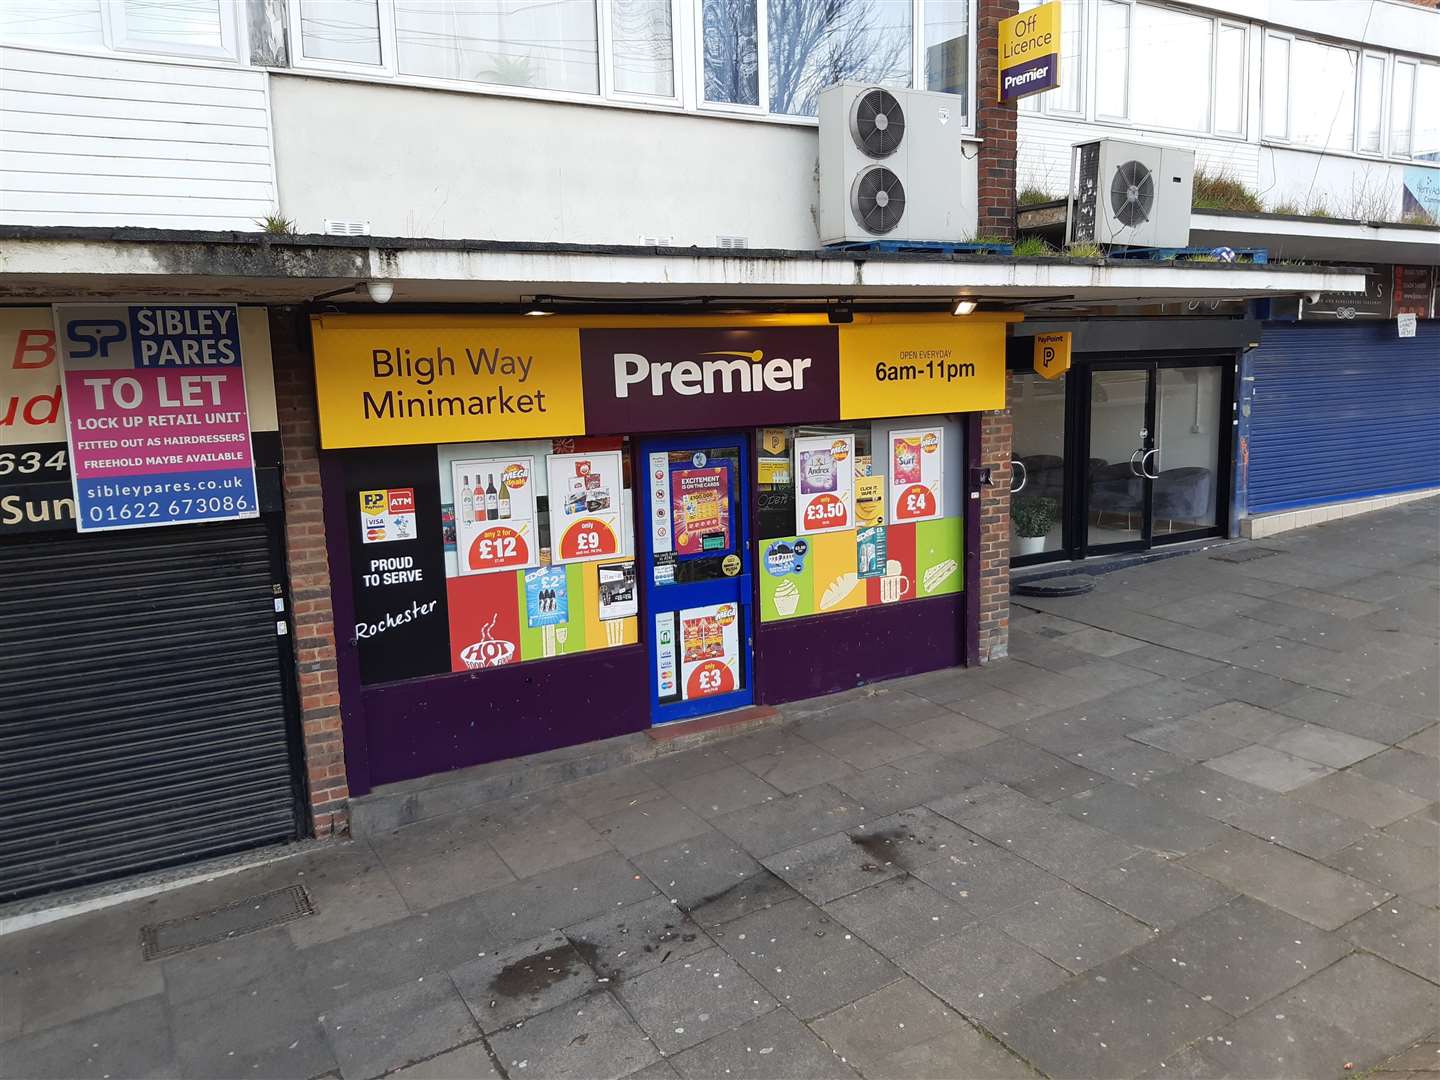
(999, 1), (1061, 103)
(1033, 332), (1071, 379)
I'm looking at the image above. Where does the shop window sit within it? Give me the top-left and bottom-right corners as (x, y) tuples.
(348, 436), (639, 686)
(1290, 39), (1357, 151)
(1009, 373), (1066, 558)
(1094, 0), (1129, 120)
(703, 0), (759, 105)
(755, 417), (964, 624)
(1391, 60), (1415, 157)
(611, 0), (675, 98)
(1358, 53), (1386, 154)
(1131, 4), (1212, 133)
(1262, 33), (1290, 141)
(296, 0), (382, 65)
(924, 0), (970, 103)
(1, 0), (237, 59)
(395, 0), (599, 94)
(766, 0), (912, 117)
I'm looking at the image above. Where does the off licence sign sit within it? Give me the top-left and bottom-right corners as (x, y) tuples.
(998, 1), (1061, 103)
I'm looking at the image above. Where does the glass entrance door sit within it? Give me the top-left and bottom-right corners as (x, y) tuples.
(639, 433), (754, 724)
(1081, 361), (1228, 556)
(1085, 368), (1152, 553)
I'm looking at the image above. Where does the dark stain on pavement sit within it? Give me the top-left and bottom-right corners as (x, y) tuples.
(849, 828), (910, 865)
(488, 943), (584, 1001)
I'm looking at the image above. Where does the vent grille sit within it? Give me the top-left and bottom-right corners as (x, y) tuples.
(850, 166), (906, 234)
(324, 219), (370, 236)
(1110, 160), (1155, 228)
(849, 87), (905, 158)
(716, 235), (748, 249)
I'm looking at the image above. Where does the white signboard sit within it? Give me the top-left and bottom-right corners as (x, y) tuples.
(547, 450), (625, 564)
(1397, 313), (1417, 338)
(647, 450), (672, 554)
(451, 456), (538, 575)
(888, 427), (944, 524)
(794, 434), (854, 535)
(678, 601), (741, 701)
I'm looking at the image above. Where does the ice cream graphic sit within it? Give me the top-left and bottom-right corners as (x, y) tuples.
(773, 578), (801, 616)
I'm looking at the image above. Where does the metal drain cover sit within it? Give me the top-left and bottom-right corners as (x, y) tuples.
(140, 884), (314, 960)
(1210, 547), (1281, 564)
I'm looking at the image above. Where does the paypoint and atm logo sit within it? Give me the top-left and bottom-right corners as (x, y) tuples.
(999, 0), (1061, 103)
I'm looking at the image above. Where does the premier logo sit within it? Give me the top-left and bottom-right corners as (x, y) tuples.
(1003, 63), (1052, 92)
(613, 350), (813, 399)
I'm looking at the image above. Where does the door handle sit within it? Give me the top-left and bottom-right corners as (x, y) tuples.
(1010, 458), (1027, 493)
(1129, 448), (1145, 476)
(1140, 448), (1160, 479)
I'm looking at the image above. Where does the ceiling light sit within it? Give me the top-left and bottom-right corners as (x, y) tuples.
(524, 309), (552, 316)
(366, 280), (394, 304)
(953, 299), (978, 316)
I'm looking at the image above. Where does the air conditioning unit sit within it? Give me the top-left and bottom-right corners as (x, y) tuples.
(818, 82), (969, 245)
(1066, 138), (1194, 248)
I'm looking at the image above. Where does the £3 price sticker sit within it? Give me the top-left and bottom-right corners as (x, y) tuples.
(559, 517), (619, 561)
(686, 658), (736, 699)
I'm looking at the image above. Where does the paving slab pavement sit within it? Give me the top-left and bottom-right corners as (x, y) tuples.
(2, 499), (1436, 1079)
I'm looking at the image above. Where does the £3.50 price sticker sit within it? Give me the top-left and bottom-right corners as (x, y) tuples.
(468, 525), (529, 571)
(802, 492), (849, 530)
(559, 517), (619, 561)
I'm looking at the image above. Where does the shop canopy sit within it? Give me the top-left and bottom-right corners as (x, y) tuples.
(0, 227), (1367, 312)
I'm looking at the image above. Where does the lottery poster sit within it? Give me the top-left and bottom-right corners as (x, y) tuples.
(671, 464), (730, 556)
(889, 427), (943, 523)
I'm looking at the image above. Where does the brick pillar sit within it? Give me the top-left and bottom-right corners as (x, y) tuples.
(975, 0), (1019, 240)
(270, 308), (350, 837)
(978, 374), (1015, 662)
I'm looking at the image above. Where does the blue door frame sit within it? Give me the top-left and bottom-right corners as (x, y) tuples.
(638, 432), (755, 725)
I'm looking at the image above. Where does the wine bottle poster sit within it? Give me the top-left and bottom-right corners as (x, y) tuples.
(450, 456), (539, 576)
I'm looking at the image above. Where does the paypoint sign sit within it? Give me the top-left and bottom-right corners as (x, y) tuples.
(998, 1), (1061, 103)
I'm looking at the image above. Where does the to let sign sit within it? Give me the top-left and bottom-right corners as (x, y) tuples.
(998, 1), (1061, 103)
(57, 304), (258, 532)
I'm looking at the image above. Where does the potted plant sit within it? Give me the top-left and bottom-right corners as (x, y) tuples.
(1011, 494), (1058, 556)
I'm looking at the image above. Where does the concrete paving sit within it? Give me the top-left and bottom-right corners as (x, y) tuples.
(2, 499), (1436, 1080)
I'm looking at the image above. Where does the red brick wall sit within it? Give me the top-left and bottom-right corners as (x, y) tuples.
(270, 309), (349, 837)
(978, 379), (1015, 661)
(975, 0), (1020, 240)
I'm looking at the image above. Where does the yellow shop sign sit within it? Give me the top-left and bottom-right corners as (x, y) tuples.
(998, 0), (1061, 103)
(1033, 332), (1072, 380)
(837, 318), (1009, 419)
(311, 316), (586, 448)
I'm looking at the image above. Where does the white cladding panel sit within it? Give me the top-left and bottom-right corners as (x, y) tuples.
(0, 46), (276, 230)
(270, 74), (830, 247)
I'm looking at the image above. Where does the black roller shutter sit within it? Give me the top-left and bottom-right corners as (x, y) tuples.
(0, 518), (304, 902)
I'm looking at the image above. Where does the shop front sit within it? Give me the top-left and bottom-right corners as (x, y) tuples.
(310, 313), (1013, 791)
(1006, 317), (1253, 566)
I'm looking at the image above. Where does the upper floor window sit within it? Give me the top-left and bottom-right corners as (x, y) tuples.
(0, 0), (238, 60)
(1290, 38), (1356, 151)
(288, 0), (974, 126)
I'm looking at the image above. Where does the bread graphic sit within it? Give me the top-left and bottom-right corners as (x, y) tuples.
(819, 572), (859, 610)
(923, 558), (959, 593)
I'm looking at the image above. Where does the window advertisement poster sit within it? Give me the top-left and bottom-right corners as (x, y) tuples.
(857, 524), (887, 579)
(671, 460), (731, 556)
(794, 434), (854, 535)
(548, 450), (624, 563)
(360, 487), (417, 544)
(597, 561), (638, 620)
(889, 427), (944, 523)
(524, 564), (568, 629)
(678, 602), (741, 700)
(1392, 266), (1435, 318)
(451, 456), (538, 575)
(55, 303), (258, 532)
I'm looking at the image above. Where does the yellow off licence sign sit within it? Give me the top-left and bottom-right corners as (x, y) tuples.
(999, 1), (1061, 103)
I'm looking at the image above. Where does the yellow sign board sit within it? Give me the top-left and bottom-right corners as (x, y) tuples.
(998, 0), (1061, 103)
(1033, 332), (1072, 379)
(310, 316), (586, 448)
(837, 320), (1007, 419)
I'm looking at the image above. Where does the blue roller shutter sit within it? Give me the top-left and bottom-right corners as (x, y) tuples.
(1247, 321), (1440, 514)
